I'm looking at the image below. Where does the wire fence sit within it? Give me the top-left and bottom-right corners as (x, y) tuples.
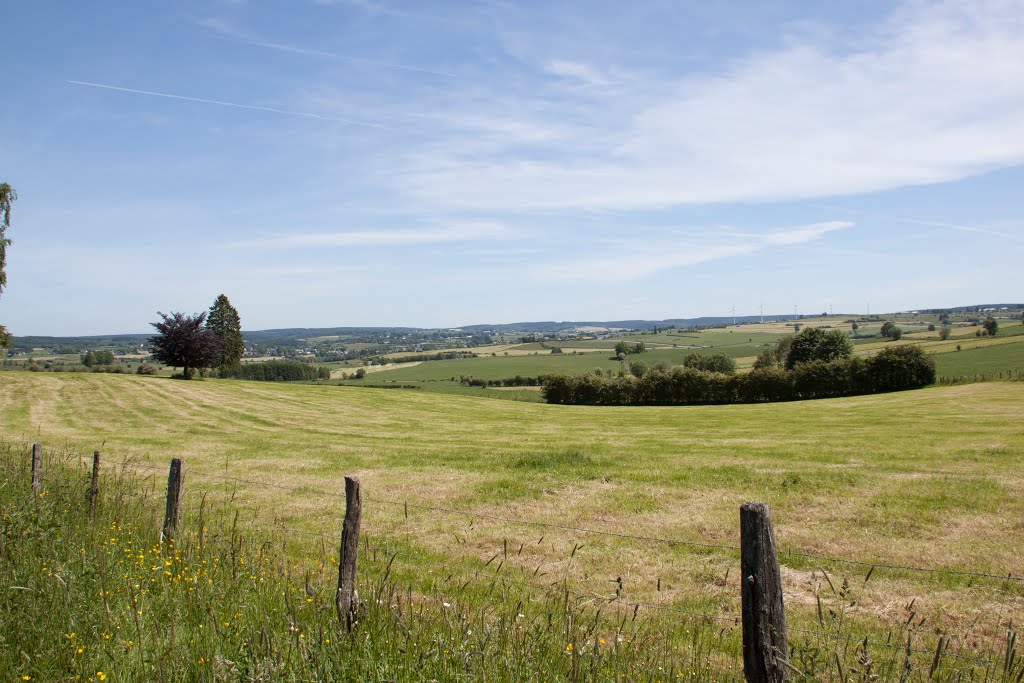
(127, 462), (1023, 585)
(68, 454), (1022, 672)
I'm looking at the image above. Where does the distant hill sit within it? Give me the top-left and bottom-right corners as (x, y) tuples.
(10, 304), (1021, 351)
(456, 315), (793, 334)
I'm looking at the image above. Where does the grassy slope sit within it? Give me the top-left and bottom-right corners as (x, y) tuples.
(1, 372), (1022, 643)
(935, 340), (1024, 376)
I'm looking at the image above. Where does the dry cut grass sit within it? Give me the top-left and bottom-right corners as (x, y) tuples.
(1, 372), (1022, 651)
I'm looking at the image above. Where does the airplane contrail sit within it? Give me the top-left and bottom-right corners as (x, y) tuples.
(809, 202), (1023, 243)
(66, 80), (391, 129)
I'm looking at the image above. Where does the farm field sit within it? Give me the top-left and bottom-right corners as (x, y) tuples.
(2, 371), (1022, 657)
(340, 321), (1024, 396)
(934, 340), (1024, 377)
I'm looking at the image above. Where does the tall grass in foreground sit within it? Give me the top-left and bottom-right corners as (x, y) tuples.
(1, 443), (1020, 682)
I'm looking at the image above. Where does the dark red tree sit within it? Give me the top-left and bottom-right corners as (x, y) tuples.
(149, 311), (221, 379)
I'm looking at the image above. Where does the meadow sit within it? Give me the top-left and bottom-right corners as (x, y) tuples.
(1, 371), (1023, 680)
(338, 321), (1024, 397)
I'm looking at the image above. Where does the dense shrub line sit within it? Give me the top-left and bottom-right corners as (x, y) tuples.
(543, 346), (936, 405)
(376, 351), (478, 365)
(218, 360), (331, 382)
(460, 374), (548, 387)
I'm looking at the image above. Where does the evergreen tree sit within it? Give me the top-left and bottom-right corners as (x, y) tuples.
(206, 294), (244, 368)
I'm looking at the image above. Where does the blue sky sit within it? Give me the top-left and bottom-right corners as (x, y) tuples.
(2, 0), (1023, 335)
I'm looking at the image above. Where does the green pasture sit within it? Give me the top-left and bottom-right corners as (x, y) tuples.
(935, 338), (1024, 377)
(352, 351), (628, 381)
(2, 373), (1022, 617)
(3, 372), (1023, 679)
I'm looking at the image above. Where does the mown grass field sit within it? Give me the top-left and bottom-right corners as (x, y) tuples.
(934, 340), (1024, 377)
(2, 371), (1022, 660)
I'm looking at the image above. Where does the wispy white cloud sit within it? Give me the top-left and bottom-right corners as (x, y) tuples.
(230, 221), (515, 248)
(401, 0), (1024, 211)
(544, 60), (613, 87)
(763, 221), (852, 245)
(196, 16), (457, 78)
(540, 221), (853, 282)
(810, 203), (1024, 243)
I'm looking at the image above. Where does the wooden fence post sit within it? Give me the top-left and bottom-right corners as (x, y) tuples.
(89, 451), (101, 518)
(163, 459), (184, 545)
(336, 475), (362, 629)
(31, 443), (43, 496)
(741, 502), (789, 683)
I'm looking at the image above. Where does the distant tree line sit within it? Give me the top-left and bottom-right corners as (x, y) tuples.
(460, 374), (548, 387)
(81, 350), (115, 367)
(543, 347), (935, 406)
(218, 360), (331, 382)
(614, 341), (646, 356)
(544, 328), (935, 406)
(375, 351), (477, 365)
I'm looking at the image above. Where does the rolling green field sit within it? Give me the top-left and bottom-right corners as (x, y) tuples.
(934, 339), (1024, 377)
(3, 373), (1022, 612)
(337, 322), (1024, 398)
(3, 372), (1023, 680)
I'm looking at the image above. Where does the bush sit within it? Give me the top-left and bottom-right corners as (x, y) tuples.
(629, 360), (648, 378)
(219, 361), (332, 382)
(682, 352), (736, 374)
(785, 328), (853, 369)
(865, 345), (935, 392)
(542, 348), (935, 406)
(738, 367), (794, 402)
(136, 363), (158, 375)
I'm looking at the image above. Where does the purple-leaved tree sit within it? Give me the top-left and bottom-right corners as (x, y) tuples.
(149, 311), (221, 379)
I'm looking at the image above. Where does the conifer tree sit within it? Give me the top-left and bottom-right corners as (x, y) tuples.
(206, 294), (244, 368)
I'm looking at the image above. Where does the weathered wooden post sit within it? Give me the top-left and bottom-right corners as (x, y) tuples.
(88, 451), (101, 518)
(162, 459), (184, 545)
(336, 475), (362, 629)
(31, 443), (43, 495)
(741, 502), (789, 683)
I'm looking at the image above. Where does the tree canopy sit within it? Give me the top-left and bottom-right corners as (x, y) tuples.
(0, 182), (17, 348)
(784, 327), (854, 370)
(206, 294), (244, 368)
(0, 182), (15, 297)
(682, 352), (736, 374)
(149, 311), (220, 379)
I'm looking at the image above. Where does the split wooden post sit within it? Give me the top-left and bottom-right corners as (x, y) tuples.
(88, 451), (101, 518)
(336, 475), (362, 629)
(31, 443), (43, 496)
(162, 459), (184, 545)
(740, 502), (789, 683)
